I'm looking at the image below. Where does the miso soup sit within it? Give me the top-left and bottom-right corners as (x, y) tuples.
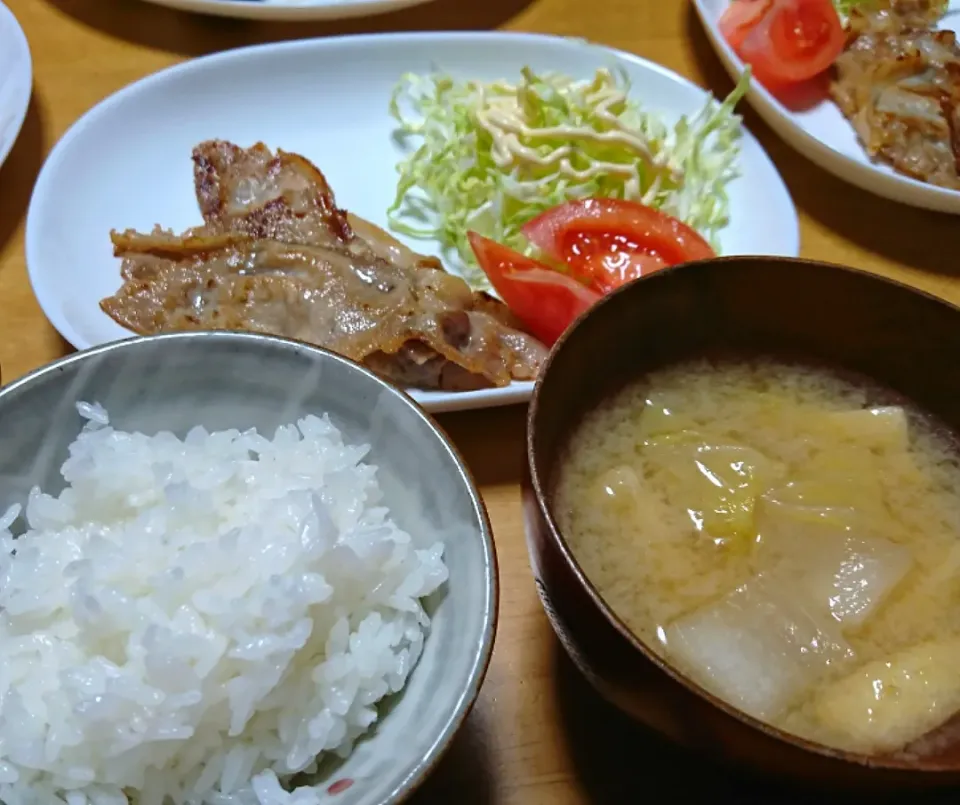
(554, 359), (960, 756)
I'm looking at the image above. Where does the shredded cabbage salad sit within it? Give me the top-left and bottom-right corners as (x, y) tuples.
(387, 66), (750, 288)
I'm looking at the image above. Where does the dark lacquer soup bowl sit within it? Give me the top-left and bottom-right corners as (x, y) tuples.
(523, 256), (960, 793)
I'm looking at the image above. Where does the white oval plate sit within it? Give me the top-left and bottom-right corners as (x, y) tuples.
(0, 0), (31, 170)
(26, 31), (798, 413)
(139, 0), (430, 21)
(692, 0), (960, 214)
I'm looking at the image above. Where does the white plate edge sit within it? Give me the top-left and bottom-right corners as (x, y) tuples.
(0, 0), (32, 169)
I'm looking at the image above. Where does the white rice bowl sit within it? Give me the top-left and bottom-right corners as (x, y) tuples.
(0, 402), (449, 805)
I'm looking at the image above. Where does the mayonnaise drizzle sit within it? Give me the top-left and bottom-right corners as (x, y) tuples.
(471, 68), (679, 195)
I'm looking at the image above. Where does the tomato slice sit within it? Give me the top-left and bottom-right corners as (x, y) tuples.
(467, 232), (601, 346)
(521, 198), (716, 294)
(719, 0), (772, 51)
(719, 0), (845, 88)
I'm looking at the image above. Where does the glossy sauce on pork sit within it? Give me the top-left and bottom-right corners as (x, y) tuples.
(101, 141), (547, 391)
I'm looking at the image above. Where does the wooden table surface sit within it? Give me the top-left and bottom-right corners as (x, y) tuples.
(3, 1), (960, 802)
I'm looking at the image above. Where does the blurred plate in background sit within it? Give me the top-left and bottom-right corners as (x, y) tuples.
(137, 0), (432, 21)
(691, 0), (960, 214)
(0, 0), (31, 170)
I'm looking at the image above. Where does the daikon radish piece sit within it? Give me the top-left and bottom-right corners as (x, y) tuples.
(757, 511), (912, 628)
(592, 465), (643, 516)
(814, 535), (913, 627)
(762, 447), (886, 528)
(587, 465), (682, 547)
(757, 509), (913, 629)
(761, 481), (857, 529)
(812, 638), (960, 754)
(823, 406), (909, 451)
(664, 574), (855, 721)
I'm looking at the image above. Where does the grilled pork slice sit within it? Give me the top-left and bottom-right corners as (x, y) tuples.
(830, 0), (960, 189)
(190, 140), (445, 271)
(192, 140), (351, 244)
(101, 155), (547, 390)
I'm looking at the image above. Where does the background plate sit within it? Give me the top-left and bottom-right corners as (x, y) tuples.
(137, 0), (432, 22)
(0, 0), (31, 170)
(26, 31), (799, 413)
(692, 0), (960, 214)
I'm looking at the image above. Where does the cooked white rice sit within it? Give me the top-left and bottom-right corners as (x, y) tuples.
(0, 403), (448, 805)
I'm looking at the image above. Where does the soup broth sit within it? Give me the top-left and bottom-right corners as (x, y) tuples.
(555, 359), (960, 756)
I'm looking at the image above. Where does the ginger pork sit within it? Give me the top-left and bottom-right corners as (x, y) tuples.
(101, 140), (547, 391)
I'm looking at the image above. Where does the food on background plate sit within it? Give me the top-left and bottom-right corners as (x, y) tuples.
(468, 198), (716, 345)
(831, 0), (960, 189)
(0, 402), (448, 805)
(100, 140), (547, 392)
(719, 0), (960, 189)
(555, 358), (960, 756)
(387, 67), (748, 290)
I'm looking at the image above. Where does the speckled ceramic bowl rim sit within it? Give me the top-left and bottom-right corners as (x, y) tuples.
(526, 255), (960, 773)
(0, 330), (500, 804)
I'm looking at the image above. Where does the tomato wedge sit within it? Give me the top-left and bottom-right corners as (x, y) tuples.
(521, 198), (716, 294)
(467, 232), (601, 346)
(718, 0), (846, 88)
(719, 0), (771, 51)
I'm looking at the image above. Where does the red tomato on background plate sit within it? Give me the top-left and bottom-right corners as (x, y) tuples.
(718, 0), (846, 88)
